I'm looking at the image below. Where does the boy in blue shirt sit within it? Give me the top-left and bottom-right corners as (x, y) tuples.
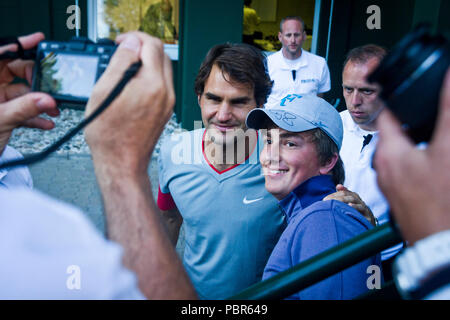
(246, 94), (382, 299)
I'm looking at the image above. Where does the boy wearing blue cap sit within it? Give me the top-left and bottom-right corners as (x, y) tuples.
(246, 94), (382, 299)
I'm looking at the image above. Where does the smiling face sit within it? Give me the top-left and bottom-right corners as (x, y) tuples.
(342, 58), (384, 131)
(278, 19), (306, 60)
(199, 64), (257, 146)
(261, 128), (330, 200)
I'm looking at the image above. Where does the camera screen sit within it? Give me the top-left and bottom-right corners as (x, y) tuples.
(38, 52), (100, 99)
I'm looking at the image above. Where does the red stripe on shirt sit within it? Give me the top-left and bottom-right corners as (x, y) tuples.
(157, 185), (176, 211)
(202, 129), (258, 175)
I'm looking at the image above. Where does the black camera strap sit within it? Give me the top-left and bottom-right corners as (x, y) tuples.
(0, 61), (142, 170)
(0, 36), (36, 60)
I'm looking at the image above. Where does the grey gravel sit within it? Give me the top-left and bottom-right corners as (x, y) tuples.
(8, 108), (182, 158)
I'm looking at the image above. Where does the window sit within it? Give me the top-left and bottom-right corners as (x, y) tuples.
(88, 0), (179, 60)
(242, 0), (320, 55)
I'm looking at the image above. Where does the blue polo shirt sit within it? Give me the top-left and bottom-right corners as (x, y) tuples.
(263, 175), (382, 300)
(158, 129), (286, 299)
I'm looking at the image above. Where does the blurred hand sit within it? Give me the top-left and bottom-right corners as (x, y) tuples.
(374, 68), (450, 245)
(0, 32), (59, 154)
(84, 31), (174, 175)
(324, 184), (377, 226)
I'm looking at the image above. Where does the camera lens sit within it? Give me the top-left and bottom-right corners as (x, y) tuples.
(368, 26), (450, 142)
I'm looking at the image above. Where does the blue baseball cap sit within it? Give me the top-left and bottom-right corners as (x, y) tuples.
(246, 94), (343, 150)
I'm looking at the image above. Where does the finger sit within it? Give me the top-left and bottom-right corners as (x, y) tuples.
(342, 195), (358, 203)
(18, 32), (45, 50)
(323, 191), (345, 201)
(341, 189), (361, 201)
(162, 53), (175, 115)
(323, 194), (336, 201)
(6, 60), (35, 84)
(335, 184), (349, 192)
(86, 32), (142, 117)
(130, 31), (164, 78)
(349, 203), (362, 209)
(0, 32), (44, 56)
(324, 193), (355, 203)
(23, 117), (55, 130)
(430, 67), (450, 145)
(377, 109), (411, 145)
(374, 109), (414, 171)
(0, 43), (18, 56)
(0, 92), (57, 130)
(110, 32), (141, 72)
(2, 83), (30, 101)
(44, 107), (60, 118)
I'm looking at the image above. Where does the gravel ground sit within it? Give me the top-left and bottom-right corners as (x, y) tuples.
(8, 108), (182, 157)
(7, 108), (187, 255)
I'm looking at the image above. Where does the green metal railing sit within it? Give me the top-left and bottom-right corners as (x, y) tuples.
(229, 223), (403, 300)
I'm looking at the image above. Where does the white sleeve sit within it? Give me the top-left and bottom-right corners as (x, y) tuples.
(318, 61), (331, 93)
(0, 188), (145, 299)
(425, 284), (450, 300)
(0, 146), (33, 189)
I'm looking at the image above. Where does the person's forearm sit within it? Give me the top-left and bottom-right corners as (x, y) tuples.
(93, 162), (196, 299)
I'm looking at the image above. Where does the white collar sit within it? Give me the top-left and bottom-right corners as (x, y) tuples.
(276, 49), (308, 70)
(342, 110), (378, 137)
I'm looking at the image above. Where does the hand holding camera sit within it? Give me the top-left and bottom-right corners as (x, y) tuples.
(31, 37), (117, 109)
(0, 32), (58, 155)
(84, 31), (175, 176)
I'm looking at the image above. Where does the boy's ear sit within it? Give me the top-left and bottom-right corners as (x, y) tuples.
(319, 152), (339, 175)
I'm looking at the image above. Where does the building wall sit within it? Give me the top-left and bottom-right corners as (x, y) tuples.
(0, 0), (88, 40)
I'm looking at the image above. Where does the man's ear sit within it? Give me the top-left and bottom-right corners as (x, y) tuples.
(278, 32), (282, 43)
(198, 95), (201, 108)
(319, 152), (339, 175)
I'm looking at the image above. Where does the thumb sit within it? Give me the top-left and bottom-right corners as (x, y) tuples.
(335, 184), (348, 192)
(430, 67), (450, 147)
(108, 32), (141, 74)
(85, 33), (142, 117)
(376, 108), (414, 156)
(1, 92), (56, 130)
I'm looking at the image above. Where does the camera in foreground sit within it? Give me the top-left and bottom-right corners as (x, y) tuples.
(369, 26), (450, 143)
(32, 37), (116, 110)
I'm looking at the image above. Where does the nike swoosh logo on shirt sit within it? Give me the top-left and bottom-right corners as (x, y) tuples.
(243, 196), (264, 205)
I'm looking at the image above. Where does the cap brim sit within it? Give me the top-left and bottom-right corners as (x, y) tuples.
(246, 108), (317, 133)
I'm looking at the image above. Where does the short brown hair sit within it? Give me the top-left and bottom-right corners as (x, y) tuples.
(194, 43), (273, 107)
(304, 128), (344, 185)
(279, 16), (306, 33)
(343, 44), (387, 69)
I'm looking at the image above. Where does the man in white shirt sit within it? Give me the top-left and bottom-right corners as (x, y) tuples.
(266, 16), (331, 108)
(337, 45), (403, 279)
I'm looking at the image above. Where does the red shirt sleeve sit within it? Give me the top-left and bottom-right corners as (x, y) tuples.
(157, 185), (176, 211)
